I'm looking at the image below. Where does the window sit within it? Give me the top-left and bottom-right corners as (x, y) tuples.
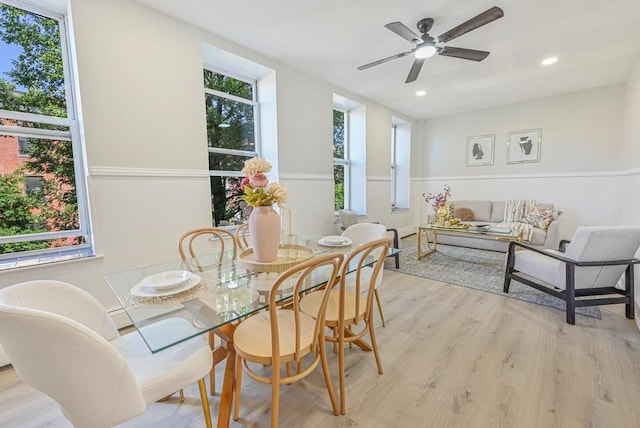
(0, 1), (91, 263)
(18, 136), (30, 156)
(333, 108), (349, 210)
(204, 68), (259, 226)
(391, 117), (411, 210)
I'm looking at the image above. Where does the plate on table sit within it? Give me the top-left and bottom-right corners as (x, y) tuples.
(131, 273), (201, 297)
(317, 236), (353, 247)
(139, 270), (193, 290)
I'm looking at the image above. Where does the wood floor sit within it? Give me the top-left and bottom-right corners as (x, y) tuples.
(2, 270), (640, 427)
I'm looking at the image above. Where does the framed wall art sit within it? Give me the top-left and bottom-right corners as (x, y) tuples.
(466, 134), (495, 166)
(507, 128), (541, 164)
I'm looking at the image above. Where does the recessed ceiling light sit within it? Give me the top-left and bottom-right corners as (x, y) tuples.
(416, 90), (427, 96)
(541, 57), (558, 65)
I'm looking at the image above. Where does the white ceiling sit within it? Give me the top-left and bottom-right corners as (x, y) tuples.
(135, 0), (640, 120)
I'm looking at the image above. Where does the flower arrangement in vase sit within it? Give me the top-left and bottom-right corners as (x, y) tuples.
(240, 158), (288, 262)
(422, 184), (452, 226)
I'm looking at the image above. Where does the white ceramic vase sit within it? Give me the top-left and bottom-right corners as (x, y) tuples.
(248, 205), (280, 262)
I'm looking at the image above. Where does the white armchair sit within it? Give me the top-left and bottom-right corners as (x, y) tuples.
(0, 280), (213, 427)
(504, 226), (640, 324)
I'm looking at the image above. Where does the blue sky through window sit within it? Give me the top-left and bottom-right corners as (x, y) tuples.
(0, 40), (27, 91)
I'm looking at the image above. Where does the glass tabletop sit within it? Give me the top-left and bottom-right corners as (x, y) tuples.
(420, 223), (519, 238)
(105, 241), (399, 353)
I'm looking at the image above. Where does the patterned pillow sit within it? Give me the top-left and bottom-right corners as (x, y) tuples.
(523, 208), (563, 231)
(454, 207), (475, 221)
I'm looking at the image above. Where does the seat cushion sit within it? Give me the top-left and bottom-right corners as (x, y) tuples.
(110, 318), (212, 404)
(513, 249), (565, 289)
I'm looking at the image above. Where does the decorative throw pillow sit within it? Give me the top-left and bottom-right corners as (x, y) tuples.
(454, 207), (475, 221)
(523, 208), (563, 231)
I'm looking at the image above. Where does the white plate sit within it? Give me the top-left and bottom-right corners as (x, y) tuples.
(131, 273), (201, 297)
(140, 270), (192, 290)
(317, 236), (353, 247)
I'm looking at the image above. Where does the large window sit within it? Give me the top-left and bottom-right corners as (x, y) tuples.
(0, 1), (90, 263)
(391, 117), (411, 210)
(204, 68), (259, 226)
(333, 108), (349, 210)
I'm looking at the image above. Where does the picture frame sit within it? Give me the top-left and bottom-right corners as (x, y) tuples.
(507, 128), (541, 164)
(466, 134), (495, 167)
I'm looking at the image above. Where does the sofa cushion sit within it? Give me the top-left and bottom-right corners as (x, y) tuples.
(454, 207), (475, 221)
(523, 208), (563, 231)
(451, 201), (492, 222)
(491, 201), (505, 222)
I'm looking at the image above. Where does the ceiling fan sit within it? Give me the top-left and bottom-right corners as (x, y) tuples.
(357, 6), (504, 83)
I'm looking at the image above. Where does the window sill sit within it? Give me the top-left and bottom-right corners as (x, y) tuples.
(391, 207), (409, 212)
(0, 249), (101, 272)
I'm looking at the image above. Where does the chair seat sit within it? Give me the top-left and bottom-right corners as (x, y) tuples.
(234, 310), (316, 362)
(513, 249), (565, 289)
(300, 289), (366, 324)
(111, 318), (212, 404)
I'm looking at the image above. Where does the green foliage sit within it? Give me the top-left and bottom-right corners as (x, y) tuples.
(0, 4), (79, 250)
(334, 182), (344, 211)
(204, 70), (256, 225)
(0, 172), (48, 253)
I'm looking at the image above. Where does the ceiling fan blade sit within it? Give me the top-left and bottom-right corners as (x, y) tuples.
(357, 50), (414, 71)
(405, 58), (425, 83)
(437, 6), (504, 43)
(439, 46), (490, 61)
(385, 21), (422, 44)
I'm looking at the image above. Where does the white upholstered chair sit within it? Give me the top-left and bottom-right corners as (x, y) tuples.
(341, 223), (389, 326)
(504, 226), (640, 324)
(0, 280), (213, 427)
(337, 209), (400, 269)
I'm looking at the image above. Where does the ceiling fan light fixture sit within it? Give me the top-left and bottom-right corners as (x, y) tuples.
(415, 45), (437, 59)
(542, 56), (558, 65)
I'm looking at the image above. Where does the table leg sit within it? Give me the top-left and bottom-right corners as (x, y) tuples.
(417, 228), (437, 260)
(214, 324), (236, 428)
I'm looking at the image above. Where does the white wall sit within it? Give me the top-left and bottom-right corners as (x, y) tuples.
(416, 84), (626, 240)
(0, 0), (415, 318)
(617, 59), (640, 324)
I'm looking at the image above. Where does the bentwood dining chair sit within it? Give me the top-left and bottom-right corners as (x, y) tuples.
(178, 227), (238, 271)
(341, 223), (389, 327)
(178, 227), (239, 395)
(235, 223), (250, 250)
(0, 280), (213, 427)
(233, 252), (345, 427)
(300, 237), (391, 415)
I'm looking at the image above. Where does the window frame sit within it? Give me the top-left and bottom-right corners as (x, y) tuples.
(391, 125), (397, 209)
(203, 65), (261, 224)
(0, 0), (92, 263)
(333, 107), (350, 210)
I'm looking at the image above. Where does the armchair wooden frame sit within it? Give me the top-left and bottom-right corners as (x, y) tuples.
(504, 241), (640, 325)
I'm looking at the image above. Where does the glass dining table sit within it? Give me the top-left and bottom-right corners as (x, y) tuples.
(104, 236), (399, 427)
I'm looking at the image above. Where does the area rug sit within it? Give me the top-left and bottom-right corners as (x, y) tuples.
(384, 234), (601, 319)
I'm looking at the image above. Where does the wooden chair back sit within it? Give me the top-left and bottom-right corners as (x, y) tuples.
(178, 227), (238, 271)
(235, 223), (250, 250)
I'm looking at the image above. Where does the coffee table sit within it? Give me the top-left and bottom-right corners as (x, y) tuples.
(417, 224), (523, 260)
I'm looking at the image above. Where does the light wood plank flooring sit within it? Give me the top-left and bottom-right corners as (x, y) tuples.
(2, 270), (640, 427)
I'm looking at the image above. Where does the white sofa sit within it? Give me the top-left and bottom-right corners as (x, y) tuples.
(432, 200), (561, 252)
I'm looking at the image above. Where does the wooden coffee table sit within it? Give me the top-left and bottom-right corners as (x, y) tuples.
(417, 224), (523, 260)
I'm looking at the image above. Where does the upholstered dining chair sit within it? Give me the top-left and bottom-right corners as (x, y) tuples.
(233, 252), (344, 427)
(0, 280), (213, 427)
(300, 237), (391, 415)
(341, 222), (389, 327)
(504, 226), (640, 324)
(338, 209), (400, 269)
